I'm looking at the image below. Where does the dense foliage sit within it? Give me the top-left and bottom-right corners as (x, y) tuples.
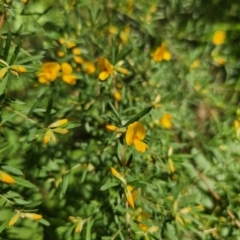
(0, 0), (240, 239)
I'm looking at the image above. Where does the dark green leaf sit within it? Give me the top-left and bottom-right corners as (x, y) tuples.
(1, 165), (24, 176)
(59, 173), (70, 199)
(100, 181), (119, 191)
(123, 106), (152, 127)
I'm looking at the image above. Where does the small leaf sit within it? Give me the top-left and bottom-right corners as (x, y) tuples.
(3, 31), (12, 61)
(13, 177), (36, 188)
(28, 89), (46, 117)
(100, 181), (119, 191)
(1, 165), (23, 176)
(59, 173), (70, 199)
(123, 106), (152, 127)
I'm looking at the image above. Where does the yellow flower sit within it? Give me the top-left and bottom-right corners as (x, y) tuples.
(120, 26), (131, 44)
(168, 158), (175, 173)
(44, 119), (68, 144)
(234, 119), (240, 141)
(10, 65), (27, 73)
(57, 51), (65, 57)
(59, 38), (76, 49)
(108, 25), (118, 34)
(110, 167), (127, 185)
(84, 61), (96, 74)
(159, 113), (173, 129)
(97, 57), (114, 81)
(23, 213), (42, 220)
(8, 212), (21, 226)
(0, 170), (15, 184)
(37, 62), (61, 84)
(74, 56), (84, 64)
(43, 129), (56, 145)
(49, 119), (68, 128)
(61, 62), (77, 85)
(105, 124), (118, 132)
(152, 43), (171, 62)
(190, 60), (201, 70)
(125, 185), (134, 209)
(137, 212), (150, 231)
(72, 48), (81, 55)
(212, 30), (226, 45)
(0, 67), (8, 80)
(114, 90), (121, 101)
(125, 121), (148, 152)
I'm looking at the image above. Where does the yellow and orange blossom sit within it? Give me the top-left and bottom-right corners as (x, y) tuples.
(152, 43), (171, 62)
(0, 170), (15, 184)
(97, 57), (114, 81)
(212, 30), (226, 45)
(61, 62), (77, 85)
(125, 121), (148, 152)
(37, 62), (61, 84)
(159, 113), (173, 129)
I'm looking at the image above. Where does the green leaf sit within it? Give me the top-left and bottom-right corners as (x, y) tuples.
(0, 220), (8, 233)
(14, 177), (36, 188)
(39, 218), (50, 226)
(3, 31), (12, 61)
(100, 181), (119, 191)
(9, 39), (22, 65)
(107, 99), (121, 125)
(45, 96), (53, 127)
(66, 123), (81, 129)
(1, 165), (24, 176)
(24, 201), (42, 208)
(13, 198), (30, 205)
(27, 127), (37, 142)
(16, 55), (43, 65)
(123, 106), (152, 127)
(7, 98), (25, 105)
(86, 219), (92, 240)
(28, 89), (46, 117)
(59, 173), (70, 199)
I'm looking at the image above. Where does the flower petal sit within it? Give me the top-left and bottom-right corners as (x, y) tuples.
(62, 74), (77, 85)
(134, 122), (146, 140)
(61, 62), (73, 75)
(98, 71), (109, 81)
(133, 139), (148, 152)
(125, 123), (136, 145)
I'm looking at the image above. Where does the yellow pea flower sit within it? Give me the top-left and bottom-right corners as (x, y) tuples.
(8, 212), (21, 226)
(84, 61), (96, 74)
(43, 129), (56, 145)
(97, 57), (114, 81)
(0, 67), (8, 80)
(10, 65), (27, 73)
(49, 119), (68, 128)
(23, 213), (42, 220)
(124, 185), (134, 209)
(212, 30), (226, 45)
(159, 113), (173, 129)
(61, 62), (77, 85)
(113, 90), (121, 101)
(74, 56), (84, 64)
(105, 124), (118, 132)
(0, 170), (15, 184)
(110, 167), (127, 185)
(152, 43), (171, 62)
(37, 62), (61, 84)
(72, 48), (81, 55)
(125, 121), (148, 152)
